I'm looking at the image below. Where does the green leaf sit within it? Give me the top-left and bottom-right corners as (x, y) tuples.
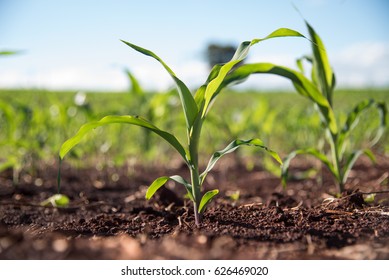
(194, 64), (223, 108)
(228, 190), (240, 202)
(145, 176), (169, 200)
(0, 50), (21, 56)
(281, 148), (336, 188)
(223, 63), (338, 135)
(40, 194), (70, 207)
(198, 189), (219, 214)
(201, 49), (246, 117)
(306, 21), (334, 105)
(364, 193), (376, 204)
(169, 175), (194, 201)
(200, 28), (306, 118)
(124, 68), (143, 96)
(251, 27), (306, 45)
(370, 101), (387, 146)
(200, 138), (282, 183)
(296, 55), (313, 74)
(342, 149), (375, 186)
(121, 40), (198, 129)
(59, 115), (188, 164)
(145, 175), (194, 201)
(0, 101), (16, 141)
(338, 99), (387, 153)
(0, 159), (17, 173)
(194, 85), (207, 111)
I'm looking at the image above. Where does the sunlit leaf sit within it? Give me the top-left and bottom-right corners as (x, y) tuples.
(223, 63), (338, 135)
(200, 138), (282, 183)
(364, 193), (376, 204)
(198, 189), (219, 213)
(145, 175), (194, 201)
(121, 40), (198, 129)
(59, 115), (188, 164)
(124, 68), (143, 96)
(40, 194), (70, 207)
(200, 28), (306, 118)
(145, 176), (169, 199)
(338, 99), (387, 153)
(281, 148), (336, 188)
(0, 50), (21, 56)
(306, 21), (335, 105)
(342, 149), (375, 186)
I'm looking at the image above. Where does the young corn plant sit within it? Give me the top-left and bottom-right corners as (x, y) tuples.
(59, 28), (306, 226)
(218, 21), (387, 193)
(283, 22), (387, 193)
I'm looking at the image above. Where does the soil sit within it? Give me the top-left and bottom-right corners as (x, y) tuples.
(1, 155), (389, 260)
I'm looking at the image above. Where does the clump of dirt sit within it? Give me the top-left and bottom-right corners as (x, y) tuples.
(0, 155), (388, 259)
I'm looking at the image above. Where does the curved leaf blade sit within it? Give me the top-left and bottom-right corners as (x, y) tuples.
(200, 138), (282, 183)
(342, 149), (375, 186)
(40, 194), (70, 207)
(372, 101), (388, 145)
(145, 176), (169, 200)
(306, 21), (334, 105)
(198, 189), (219, 214)
(121, 40), (198, 128)
(124, 68), (143, 96)
(201, 28), (306, 118)
(0, 50), (22, 56)
(251, 27), (306, 45)
(338, 99), (387, 152)
(59, 115), (188, 164)
(223, 63), (338, 135)
(281, 148), (336, 188)
(169, 175), (194, 201)
(145, 175), (194, 201)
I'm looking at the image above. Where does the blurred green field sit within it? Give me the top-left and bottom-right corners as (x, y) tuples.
(1, 88), (388, 177)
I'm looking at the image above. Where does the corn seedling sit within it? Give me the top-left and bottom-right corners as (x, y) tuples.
(283, 22), (387, 193)
(40, 194), (70, 207)
(0, 100), (35, 183)
(58, 28), (308, 226)
(0, 101), (18, 174)
(219, 21), (387, 193)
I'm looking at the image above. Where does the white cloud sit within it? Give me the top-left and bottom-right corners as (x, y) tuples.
(331, 42), (389, 88)
(1, 41), (388, 91)
(178, 61), (209, 88)
(0, 65), (128, 91)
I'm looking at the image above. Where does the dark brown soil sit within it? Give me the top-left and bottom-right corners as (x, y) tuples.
(1, 155), (389, 260)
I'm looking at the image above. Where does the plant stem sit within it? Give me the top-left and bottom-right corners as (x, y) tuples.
(329, 133), (344, 193)
(188, 117), (204, 226)
(190, 165), (202, 226)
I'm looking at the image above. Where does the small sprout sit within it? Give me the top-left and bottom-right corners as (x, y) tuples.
(364, 193), (376, 204)
(227, 190), (240, 202)
(41, 194), (70, 207)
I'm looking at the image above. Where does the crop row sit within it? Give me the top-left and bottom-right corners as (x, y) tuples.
(0, 88), (388, 176)
(1, 22), (388, 224)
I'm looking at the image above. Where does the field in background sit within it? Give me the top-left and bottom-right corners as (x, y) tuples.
(1, 88), (388, 175)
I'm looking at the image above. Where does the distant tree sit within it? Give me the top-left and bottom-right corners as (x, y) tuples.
(206, 43), (237, 68)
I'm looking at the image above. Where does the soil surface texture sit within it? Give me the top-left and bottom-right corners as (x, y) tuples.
(1, 155), (389, 260)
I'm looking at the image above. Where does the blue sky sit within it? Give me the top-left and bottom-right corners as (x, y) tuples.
(1, 0), (389, 91)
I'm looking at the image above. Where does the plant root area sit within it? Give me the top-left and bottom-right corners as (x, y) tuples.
(1, 155), (389, 260)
